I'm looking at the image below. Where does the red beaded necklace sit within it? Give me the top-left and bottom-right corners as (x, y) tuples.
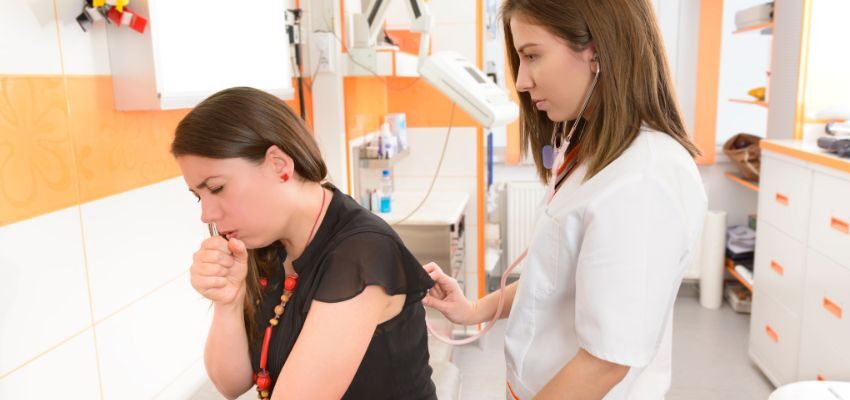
(253, 188), (326, 399)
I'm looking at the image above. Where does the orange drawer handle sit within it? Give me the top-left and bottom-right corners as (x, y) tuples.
(770, 261), (784, 276)
(831, 217), (849, 235)
(765, 325), (779, 343)
(824, 297), (843, 319)
(775, 193), (789, 206)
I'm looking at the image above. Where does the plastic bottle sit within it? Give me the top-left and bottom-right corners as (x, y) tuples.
(370, 188), (380, 212)
(379, 170), (393, 213)
(380, 122), (395, 159)
(387, 113), (408, 151)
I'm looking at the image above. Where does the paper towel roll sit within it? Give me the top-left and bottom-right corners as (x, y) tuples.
(699, 210), (728, 309)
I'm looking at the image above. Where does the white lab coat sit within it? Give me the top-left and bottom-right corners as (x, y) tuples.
(504, 128), (708, 399)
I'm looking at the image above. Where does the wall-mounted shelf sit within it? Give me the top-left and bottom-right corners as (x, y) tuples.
(730, 98), (769, 108)
(726, 258), (753, 291)
(733, 22), (774, 35)
(724, 171), (760, 192)
(359, 147), (410, 169)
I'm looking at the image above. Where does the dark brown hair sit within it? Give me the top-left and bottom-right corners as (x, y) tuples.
(502, 0), (700, 182)
(171, 86), (327, 351)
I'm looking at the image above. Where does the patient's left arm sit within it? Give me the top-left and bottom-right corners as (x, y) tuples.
(270, 285), (391, 400)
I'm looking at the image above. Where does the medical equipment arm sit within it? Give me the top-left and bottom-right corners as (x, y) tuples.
(353, 0), (518, 128)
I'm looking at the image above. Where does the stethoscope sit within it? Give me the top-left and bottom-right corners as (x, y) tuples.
(426, 55), (601, 345)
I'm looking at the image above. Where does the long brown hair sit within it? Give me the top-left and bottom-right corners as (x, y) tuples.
(171, 87), (327, 351)
(501, 0), (700, 182)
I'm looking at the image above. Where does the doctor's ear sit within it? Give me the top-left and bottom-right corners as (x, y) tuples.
(591, 53), (601, 74)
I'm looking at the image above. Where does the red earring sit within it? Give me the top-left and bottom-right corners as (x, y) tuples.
(281, 173), (289, 182)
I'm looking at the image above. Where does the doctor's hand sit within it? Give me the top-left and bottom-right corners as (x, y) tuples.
(422, 262), (477, 325)
(190, 236), (249, 306)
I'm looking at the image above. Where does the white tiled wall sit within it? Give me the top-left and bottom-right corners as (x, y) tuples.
(0, 329), (102, 399)
(0, 207), (91, 374)
(0, 0), (63, 74)
(81, 178), (206, 321)
(96, 274), (211, 400)
(383, 0), (478, 63)
(431, 23), (478, 63)
(0, 178), (211, 399)
(54, 0), (112, 75)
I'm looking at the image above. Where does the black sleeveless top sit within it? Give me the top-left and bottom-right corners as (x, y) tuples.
(249, 186), (437, 399)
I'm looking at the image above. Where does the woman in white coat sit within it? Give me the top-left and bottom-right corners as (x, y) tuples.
(422, 1), (708, 399)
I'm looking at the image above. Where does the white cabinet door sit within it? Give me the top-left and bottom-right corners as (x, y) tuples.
(797, 250), (850, 381)
(749, 290), (802, 386)
(808, 171), (850, 270)
(753, 220), (807, 316)
(758, 155), (813, 242)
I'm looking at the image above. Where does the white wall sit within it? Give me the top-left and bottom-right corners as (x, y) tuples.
(715, 0), (772, 145)
(655, 0), (759, 227)
(0, 179), (212, 400)
(0, 1), (224, 398)
(802, 0), (850, 141)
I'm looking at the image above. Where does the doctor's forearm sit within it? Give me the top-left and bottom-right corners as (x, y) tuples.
(469, 281), (519, 324)
(533, 348), (629, 400)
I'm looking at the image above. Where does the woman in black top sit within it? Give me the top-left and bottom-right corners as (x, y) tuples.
(171, 87), (436, 399)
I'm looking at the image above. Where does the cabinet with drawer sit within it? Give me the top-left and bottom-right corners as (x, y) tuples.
(808, 171), (850, 269)
(753, 221), (807, 316)
(758, 154), (813, 241)
(749, 142), (850, 388)
(797, 250), (850, 381)
(749, 291), (802, 386)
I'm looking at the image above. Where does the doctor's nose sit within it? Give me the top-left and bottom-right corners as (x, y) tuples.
(515, 63), (533, 92)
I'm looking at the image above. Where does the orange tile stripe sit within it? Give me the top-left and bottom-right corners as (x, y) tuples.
(0, 75), (309, 227)
(692, 0), (723, 165)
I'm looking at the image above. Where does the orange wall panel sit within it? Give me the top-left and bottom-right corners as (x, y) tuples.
(64, 76), (187, 205)
(344, 76), (389, 140)
(0, 76), (79, 226)
(386, 78), (477, 127)
(0, 75), (191, 226)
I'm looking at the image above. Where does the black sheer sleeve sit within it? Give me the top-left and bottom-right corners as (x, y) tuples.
(313, 231), (434, 305)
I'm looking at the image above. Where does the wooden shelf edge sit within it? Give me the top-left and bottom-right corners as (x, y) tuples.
(729, 99), (768, 108)
(733, 21), (774, 34)
(724, 171), (760, 192)
(726, 260), (753, 292)
(805, 118), (848, 124)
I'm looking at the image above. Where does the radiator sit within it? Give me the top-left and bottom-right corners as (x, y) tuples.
(500, 181), (547, 276)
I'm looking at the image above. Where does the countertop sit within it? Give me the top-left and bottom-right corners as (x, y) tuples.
(373, 191), (469, 226)
(761, 139), (850, 175)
